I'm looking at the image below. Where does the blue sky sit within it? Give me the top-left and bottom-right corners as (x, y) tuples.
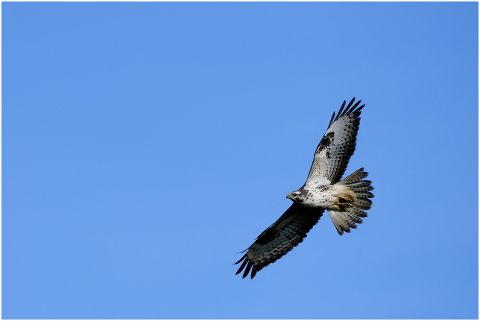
(2, 2), (478, 319)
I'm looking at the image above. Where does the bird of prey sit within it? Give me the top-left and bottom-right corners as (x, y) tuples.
(235, 98), (374, 279)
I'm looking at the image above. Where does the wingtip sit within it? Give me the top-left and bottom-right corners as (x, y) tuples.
(344, 98), (363, 114)
(337, 100), (346, 117)
(235, 255), (249, 275)
(346, 97), (356, 110)
(242, 261), (253, 278)
(234, 253), (247, 265)
(328, 111), (336, 128)
(329, 98), (365, 128)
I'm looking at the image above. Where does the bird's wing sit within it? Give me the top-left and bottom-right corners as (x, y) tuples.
(235, 203), (324, 279)
(306, 98), (364, 185)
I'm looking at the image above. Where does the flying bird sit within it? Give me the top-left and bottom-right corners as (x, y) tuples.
(235, 98), (374, 279)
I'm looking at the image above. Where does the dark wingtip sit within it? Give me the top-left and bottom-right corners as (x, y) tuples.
(347, 99), (361, 114)
(328, 111), (336, 128)
(242, 262), (253, 278)
(235, 254), (248, 275)
(356, 104), (365, 113)
(328, 98), (365, 129)
(345, 98), (365, 114)
(234, 253), (247, 265)
(345, 97), (356, 112)
(337, 100), (346, 117)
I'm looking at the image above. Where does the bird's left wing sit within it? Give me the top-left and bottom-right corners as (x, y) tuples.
(235, 203), (324, 279)
(306, 98), (364, 185)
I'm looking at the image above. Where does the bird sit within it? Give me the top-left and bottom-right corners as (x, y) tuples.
(235, 98), (374, 279)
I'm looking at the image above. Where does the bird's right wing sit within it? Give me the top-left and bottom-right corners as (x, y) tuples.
(235, 203), (324, 279)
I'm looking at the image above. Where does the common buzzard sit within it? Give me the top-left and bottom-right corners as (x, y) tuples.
(235, 98), (374, 279)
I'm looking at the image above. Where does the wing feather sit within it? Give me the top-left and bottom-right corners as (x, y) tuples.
(306, 98), (364, 185)
(235, 203), (324, 279)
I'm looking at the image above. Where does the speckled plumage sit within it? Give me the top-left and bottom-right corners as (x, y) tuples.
(235, 98), (374, 279)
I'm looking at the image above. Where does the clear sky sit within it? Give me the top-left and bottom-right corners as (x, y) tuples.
(3, 2), (478, 319)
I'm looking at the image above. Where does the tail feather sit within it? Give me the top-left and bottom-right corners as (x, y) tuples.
(328, 168), (374, 235)
(340, 168), (368, 183)
(345, 209), (363, 224)
(355, 191), (374, 199)
(348, 205), (368, 218)
(347, 180), (373, 192)
(354, 198), (373, 210)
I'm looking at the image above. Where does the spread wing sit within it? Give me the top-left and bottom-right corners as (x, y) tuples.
(234, 203), (324, 279)
(306, 98), (364, 185)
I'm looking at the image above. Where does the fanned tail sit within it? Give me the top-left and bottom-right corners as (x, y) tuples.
(328, 168), (374, 235)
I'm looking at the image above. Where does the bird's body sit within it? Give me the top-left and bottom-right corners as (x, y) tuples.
(287, 183), (356, 209)
(235, 98), (374, 279)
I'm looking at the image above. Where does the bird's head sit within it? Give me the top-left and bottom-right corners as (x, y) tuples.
(286, 190), (305, 203)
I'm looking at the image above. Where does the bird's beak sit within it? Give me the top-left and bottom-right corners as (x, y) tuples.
(286, 193), (293, 200)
